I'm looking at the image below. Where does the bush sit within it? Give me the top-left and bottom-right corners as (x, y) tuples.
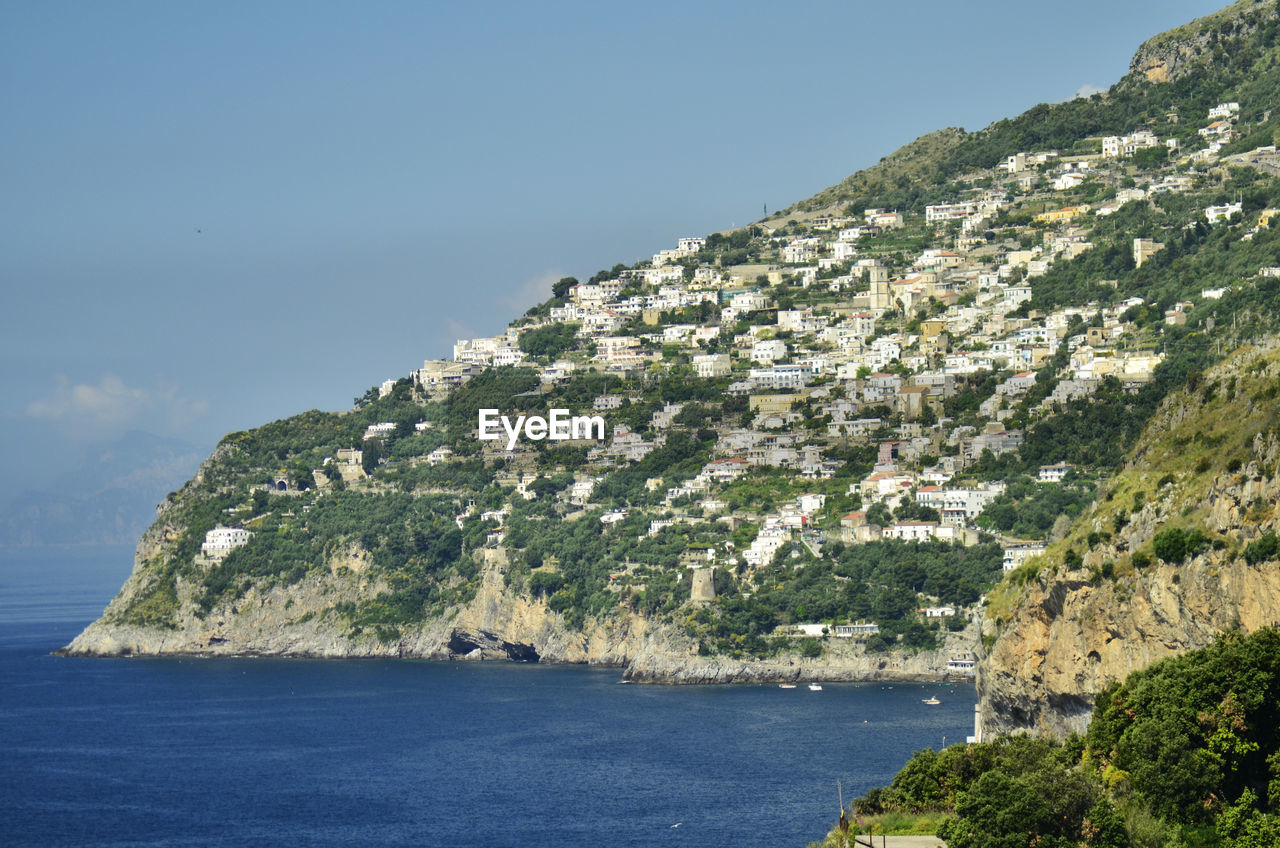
(1244, 532), (1280, 565)
(1152, 527), (1210, 564)
(864, 634), (890, 653)
(1152, 527), (1187, 563)
(518, 323), (579, 359)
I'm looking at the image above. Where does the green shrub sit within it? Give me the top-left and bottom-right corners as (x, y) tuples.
(1244, 532), (1280, 565)
(1152, 528), (1187, 563)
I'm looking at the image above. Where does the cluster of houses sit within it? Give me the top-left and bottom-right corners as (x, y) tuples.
(285, 98), (1280, 655)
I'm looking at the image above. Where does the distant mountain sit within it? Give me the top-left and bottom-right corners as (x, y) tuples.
(0, 431), (203, 547)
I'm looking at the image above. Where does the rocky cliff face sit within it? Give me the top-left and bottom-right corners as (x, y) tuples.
(978, 343), (1280, 738)
(64, 523), (981, 685)
(978, 555), (1280, 738)
(64, 544), (982, 683)
(1126, 0), (1276, 84)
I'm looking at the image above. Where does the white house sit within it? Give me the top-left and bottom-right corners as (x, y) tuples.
(693, 353), (732, 378)
(1003, 543), (1047, 572)
(202, 527), (250, 560)
(883, 521), (942, 542)
(751, 339), (788, 363)
(1101, 130), (1159, 158)
(782, 238), (821, 264)
(926, 202), (977, 223)
(834, 622), (880, 636)
(749, 364), (814, 390)
(797, 493), (826, 515)
(1205, 202), (1242, 224)
(1038, 463), (1073, 483)
(1208, 102), (1240, 120)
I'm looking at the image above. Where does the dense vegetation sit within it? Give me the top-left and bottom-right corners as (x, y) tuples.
(842, 628), (1280, 848)
(976, 477), (1096, 538)
(686, 540), (999, 656)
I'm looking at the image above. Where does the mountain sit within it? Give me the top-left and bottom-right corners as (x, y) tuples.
(62, 0), (1280, 720)
(0, 431), (203, 547)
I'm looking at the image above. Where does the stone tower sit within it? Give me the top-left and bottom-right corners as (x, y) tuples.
(868, 263), (892, 310)
(690, 567), (716, 603)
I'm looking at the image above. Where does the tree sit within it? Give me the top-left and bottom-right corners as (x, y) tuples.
(551, 276), (578, 299)
(362, 439), (383, 474)
(865, 502), (893, 528)
(1152, 527), (1187, 563)
(1244, 532), (1280, 565)
(518, 323), (579, 359)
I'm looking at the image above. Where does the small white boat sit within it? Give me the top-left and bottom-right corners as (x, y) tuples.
(779, 683), (797, 689)
(808, 683), (823, 691)
(922, 697), (940, 705)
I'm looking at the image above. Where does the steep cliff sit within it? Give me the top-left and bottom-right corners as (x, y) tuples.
(1126, 0), (1278, 84)
(978, 341), (1280, 737)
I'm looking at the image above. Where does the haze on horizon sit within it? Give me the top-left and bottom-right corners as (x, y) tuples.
(0, 0), (1226, 504)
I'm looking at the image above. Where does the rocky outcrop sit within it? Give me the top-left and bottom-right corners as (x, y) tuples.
(625, 632), (977, 685)
(1126, 0), (1277, 85)
(978, 343), (1280, 738)
(62, 434), (985, 681)
(977, 555), (1280, 738)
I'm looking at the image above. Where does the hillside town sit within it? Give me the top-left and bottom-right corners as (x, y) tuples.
(177, 87), (1280, 667)
(357, 99), (1279, 626)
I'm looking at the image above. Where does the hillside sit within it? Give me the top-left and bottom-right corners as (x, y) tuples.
(66, 2), (1280, 707)
(977, 339), (1280, 738)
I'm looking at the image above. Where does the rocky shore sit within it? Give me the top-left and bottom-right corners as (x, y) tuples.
(62, 544), (981, 687)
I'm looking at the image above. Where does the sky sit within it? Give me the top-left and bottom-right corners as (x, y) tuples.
(0, 0), (1228, 501)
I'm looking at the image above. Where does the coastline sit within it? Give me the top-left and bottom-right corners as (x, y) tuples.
(63, 539), (985, 686)
(57, 623), (981, 687)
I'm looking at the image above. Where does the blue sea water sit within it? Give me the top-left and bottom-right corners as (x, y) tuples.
(0, 547), (977, 847)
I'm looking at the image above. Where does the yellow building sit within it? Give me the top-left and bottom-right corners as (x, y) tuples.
(1034, 205), (1088, 224)
(748, 394), (802, 414)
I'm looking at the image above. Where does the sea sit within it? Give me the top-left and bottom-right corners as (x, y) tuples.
(1, 546), (977, 847)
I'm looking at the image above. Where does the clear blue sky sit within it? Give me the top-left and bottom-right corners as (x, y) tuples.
(0, 0), (1226, 498)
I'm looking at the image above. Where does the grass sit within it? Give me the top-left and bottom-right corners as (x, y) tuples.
(116, 566), (180, 629)
(809, 812), (951, 847)
(860, 811), (949, 834)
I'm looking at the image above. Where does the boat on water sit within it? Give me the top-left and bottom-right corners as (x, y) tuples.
(779, 683), (797, 689)
(808, 683), (823, 691)
(922, 696), (941, 705)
